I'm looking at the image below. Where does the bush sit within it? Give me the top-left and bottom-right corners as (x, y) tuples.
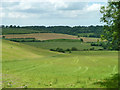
(71, 47), (78, 51)
(66, 48), (71, 51)
(80, 38), (83, 42)
(50, 49), (56, 51)
(50, 48), (66, 53)
(66, 48), (72, 53)
(2, 36), (5, 39)
(83, 49), (89, 51)
(90, 47), (94, 50)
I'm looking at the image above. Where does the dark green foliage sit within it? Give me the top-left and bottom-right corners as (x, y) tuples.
(78, 35), (80, 38)
(71, 47), (78, 51)
(44, 39), (83, 42)
(2, 25), (103, 38)
(91, 41), (118, 50)
(80, 38), (83, 42)
(91, 42), (102, 46)
(66, 48), (72, 53)
(56, 48), (65, 53)
(50, 49), (56, 51)
(66, 48), (71, 51)
(90, 47), (94, 50)
(2, 36), (5, 39)
(50, 48), (65, 53)
(100, 1), (120, 50)
(83, 49), (89, 51)
(6, 38), (41, 42)
(94, 74), (119, 88)
(2, 28), (41, 35)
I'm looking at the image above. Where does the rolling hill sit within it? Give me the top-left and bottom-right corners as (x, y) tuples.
(2, 40), (118, 88)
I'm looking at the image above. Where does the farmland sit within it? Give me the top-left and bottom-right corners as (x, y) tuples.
(1, 0), (119, 88)
(2, 40), (118, 88)
(1, 26), (118, 88)
(21, 42), (103, 50)
(2, 33), (100, 42)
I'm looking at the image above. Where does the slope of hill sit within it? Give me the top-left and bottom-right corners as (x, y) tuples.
(2, 40), (59, 61)
(2, 40), (118, 88)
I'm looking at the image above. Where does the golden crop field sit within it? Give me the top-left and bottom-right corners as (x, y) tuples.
(2, 33), (100, 42)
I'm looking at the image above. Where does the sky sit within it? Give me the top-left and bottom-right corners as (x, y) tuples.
(0, 0), (108, 26)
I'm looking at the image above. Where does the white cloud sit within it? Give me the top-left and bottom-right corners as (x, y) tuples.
(1, 0), (107, 2)
(0, 12), (5, 18)
(50, 0), (68, 9)
(7, 12), (27, 18)
(1, 2), (105, 19)
(1, 1), (107, 26)
(86, 4), (103, 12)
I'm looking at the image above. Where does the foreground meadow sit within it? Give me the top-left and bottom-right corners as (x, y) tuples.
(2, 40), (118, 88)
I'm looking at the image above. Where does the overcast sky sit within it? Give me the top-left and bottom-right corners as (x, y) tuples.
(0, 0), (107, 26)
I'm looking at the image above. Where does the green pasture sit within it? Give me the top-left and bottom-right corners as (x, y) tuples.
(21, 41), (103, 50)
(2, 40), (118, 88)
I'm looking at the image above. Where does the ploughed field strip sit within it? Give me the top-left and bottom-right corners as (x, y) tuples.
(2, 40), (118, 88)
(1, 33), (100, 42)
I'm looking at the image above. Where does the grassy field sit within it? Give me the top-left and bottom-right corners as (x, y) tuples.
(21, 42), (103, 50)
(2, 40), (118, 88)
(2, 33), (100, 42)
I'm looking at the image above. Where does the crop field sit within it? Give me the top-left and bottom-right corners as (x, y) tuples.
(2, 40), (118, 88)
(2, 33), (100, 42)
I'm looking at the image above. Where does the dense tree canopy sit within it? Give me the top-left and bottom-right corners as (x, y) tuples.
(100, 1), (120, 50)
(2, 25), (103, 38)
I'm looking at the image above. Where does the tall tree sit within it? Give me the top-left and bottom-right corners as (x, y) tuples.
(100, 1), (120, 50)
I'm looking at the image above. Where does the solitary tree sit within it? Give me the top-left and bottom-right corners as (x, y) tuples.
(80, 38), (83, 42)
(100, 1), (120, 50)
(9, 25), (13, 28)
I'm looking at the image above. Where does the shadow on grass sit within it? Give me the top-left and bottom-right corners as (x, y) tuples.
(94, 73), (119, 88)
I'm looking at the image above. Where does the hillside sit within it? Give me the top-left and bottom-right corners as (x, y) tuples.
(2, 40), (118, 88)
(2, 40), (59, 61)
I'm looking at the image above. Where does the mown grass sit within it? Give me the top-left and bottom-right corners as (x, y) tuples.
(2, 40), (118, 88)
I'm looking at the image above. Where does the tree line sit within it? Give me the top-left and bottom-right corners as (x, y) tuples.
(1, 25), (103, 38)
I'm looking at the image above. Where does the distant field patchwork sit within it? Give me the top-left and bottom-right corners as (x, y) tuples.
(2, 33), (100, 42)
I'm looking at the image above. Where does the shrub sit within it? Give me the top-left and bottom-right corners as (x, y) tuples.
(66, 48), (71, 51)
(50, 48), (66, 53)
(80, 38), (83, 42)
(2, 36), (5, 39)
(50, 49), (56, 51)
(90, 47), (94, 50)
(71, 47), (78, 51)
